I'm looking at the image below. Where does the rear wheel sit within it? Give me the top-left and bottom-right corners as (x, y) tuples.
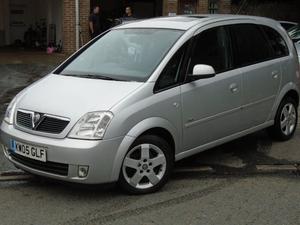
(118, 135), (173, 194)
(268, 97), (298, 141)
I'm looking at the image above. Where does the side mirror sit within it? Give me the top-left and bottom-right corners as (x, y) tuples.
(189, 64), (216, 81)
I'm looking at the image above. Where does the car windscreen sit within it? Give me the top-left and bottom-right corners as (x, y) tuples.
(59, 28), (184, 82)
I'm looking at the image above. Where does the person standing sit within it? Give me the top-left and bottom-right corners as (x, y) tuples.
(124, 6), (134, 19)
(89, 6), (102, 39)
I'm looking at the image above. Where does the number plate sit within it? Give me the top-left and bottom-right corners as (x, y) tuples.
(10, 140), (47, 162)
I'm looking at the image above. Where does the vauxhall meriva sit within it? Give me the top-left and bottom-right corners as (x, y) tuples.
(1, 15), (300, 194)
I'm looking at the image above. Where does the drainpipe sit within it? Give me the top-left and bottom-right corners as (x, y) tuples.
(75, 0), (80, 50)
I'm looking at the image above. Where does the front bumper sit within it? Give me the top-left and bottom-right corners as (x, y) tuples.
(0, 121), (126, 184)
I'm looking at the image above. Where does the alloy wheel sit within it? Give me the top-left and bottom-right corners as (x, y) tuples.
(122, 143), (167, 190)
(280, 103), (297, 136)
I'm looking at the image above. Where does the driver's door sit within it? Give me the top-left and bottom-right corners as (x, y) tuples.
(181, 25), (243, 151)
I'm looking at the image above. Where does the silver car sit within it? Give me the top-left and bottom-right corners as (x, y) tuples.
(1, 15), (300, 194)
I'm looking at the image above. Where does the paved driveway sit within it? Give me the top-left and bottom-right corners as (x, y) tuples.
(1, 52), (300, 225)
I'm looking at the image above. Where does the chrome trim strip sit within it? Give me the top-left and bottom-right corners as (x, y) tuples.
(185, 95), (276, 128)
(185, 106), (241, 128)
(17, 109), (70, 122)
(241, 95), (276, 110)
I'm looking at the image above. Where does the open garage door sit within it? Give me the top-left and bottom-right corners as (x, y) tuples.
(0, 0), (63, 50)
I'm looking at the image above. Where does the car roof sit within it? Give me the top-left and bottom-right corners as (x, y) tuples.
(115, 14), (279, 31)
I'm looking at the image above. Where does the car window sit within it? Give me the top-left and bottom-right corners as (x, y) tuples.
(280, 23), (296, 31)
(230, 24), (273, 67)
(188, 26), (232, 74)
(288, 25), (300, 41)
(155, 44), (187, 91)
(261, 25), (289, 58)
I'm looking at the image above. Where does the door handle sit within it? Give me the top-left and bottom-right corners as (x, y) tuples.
(229, 83), (239, 93)
(272, 71), (279, 79)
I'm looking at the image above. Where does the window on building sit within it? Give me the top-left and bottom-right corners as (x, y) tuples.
(188, 26), (232, 74)
(208, 0), (219, 14)
(179, 0), (198, 14)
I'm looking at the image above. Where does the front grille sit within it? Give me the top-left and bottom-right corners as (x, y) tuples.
(10, 151), (69, 176)
(36, 117), (70, 134)
(16, 110), (70, 134)
(16, 111), (33, 128)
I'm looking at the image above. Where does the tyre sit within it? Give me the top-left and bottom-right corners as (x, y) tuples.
(118, 135), (173, 194)
(268, 97), (298, 141)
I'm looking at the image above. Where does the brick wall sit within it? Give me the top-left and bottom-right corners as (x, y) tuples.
(163, 0), (178, 16)
(198, 0), (208, 14)
(63, 0), (233, 53)
(218, 0), (232, 14)
(79, 0), (90, 46)
(63, 0), (90, 54)
(163, 0), (233, 15)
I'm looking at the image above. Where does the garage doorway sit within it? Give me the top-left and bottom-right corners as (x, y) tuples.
(0, 0), (63, 51)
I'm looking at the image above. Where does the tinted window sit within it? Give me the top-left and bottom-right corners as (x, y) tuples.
(188, 26), (231, 74)
(280, 23), (296, 31)
(262, 26), (289, 58)
(230, 24), (273, 67)
(155, 44), (186, 91)
(288, 25), (300, 41)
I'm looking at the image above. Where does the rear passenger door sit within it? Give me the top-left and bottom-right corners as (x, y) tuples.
(230, 24), (282, 129)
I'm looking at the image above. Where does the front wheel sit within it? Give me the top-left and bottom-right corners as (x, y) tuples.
(268, 97), (298, 141)
(118, 135), (173, 194)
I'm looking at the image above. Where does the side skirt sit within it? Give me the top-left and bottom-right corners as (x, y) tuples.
(175, 121), (274, 161)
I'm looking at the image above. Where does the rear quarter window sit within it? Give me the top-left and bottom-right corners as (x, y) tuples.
(230, 24), (273, 68)
(261, 25), (289, 58)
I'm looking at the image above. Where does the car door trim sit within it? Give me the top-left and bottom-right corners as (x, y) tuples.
(241, 95), (276, 110)
(184, 95), (275, 128)
(185, 106), (241, 128)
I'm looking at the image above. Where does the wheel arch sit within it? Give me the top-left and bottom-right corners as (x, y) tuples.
(138, 127), (176, 160)
(269, 83), (300, 120)
(110, 117), (180, 181)
(284, 90), (299, 106)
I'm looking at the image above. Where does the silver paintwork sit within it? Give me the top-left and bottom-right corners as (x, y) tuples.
(1, 15), (300, 184)
(295, 42), (300, 63)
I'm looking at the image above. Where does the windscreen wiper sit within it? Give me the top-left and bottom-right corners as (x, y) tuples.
(61, 74), (126, 81)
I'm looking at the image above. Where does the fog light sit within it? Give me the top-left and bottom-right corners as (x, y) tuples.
(78, 166), (89, 178)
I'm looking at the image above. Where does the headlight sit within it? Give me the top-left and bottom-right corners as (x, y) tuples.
(4, 97), (17, 125)
(68, 111), (113, 140)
